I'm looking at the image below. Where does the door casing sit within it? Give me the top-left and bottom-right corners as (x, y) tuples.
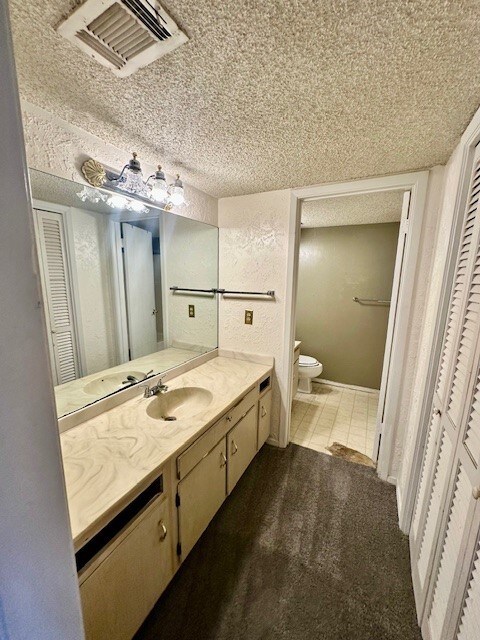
(281, 171), (429, 493)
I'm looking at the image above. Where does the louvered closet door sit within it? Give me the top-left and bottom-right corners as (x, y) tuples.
(34, 209), (79, 385)
(435, 367), (480, 640)
(410, 144), (480, 629)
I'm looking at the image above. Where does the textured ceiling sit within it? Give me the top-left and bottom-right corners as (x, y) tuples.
(9, 0), (480, 198)
(301, 190), (404, 227)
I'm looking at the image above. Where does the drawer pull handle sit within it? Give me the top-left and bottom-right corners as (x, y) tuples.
(226, 415), (233, 422)
(231, 440), (238, 455)
(261, 406), (267, 418)
(220, 452), (227, 468)
(158, 520), (167, 541)
(473, 486), (480, 500)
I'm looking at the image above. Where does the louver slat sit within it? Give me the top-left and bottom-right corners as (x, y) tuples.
(427, 465), (470, 638)
(412, 412), (438, 539)
(457, 539), (480, 639)
(437, 160), (480, 403)
(448, 248), (480, 428)
(464, 371), (480, 465)
(417, 430), (453, 586)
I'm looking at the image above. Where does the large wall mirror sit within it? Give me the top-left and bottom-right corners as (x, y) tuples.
(29, 169), (218, 418)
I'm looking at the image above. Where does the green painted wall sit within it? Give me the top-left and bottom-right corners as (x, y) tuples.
(296, 222), (400, 390)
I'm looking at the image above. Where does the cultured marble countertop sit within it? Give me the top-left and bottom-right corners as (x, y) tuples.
(55, 346), (207, 417)
(60, 356), (272, 550)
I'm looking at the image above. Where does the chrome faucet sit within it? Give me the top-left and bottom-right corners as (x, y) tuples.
(142, 378), (169, 398)
(122, 370), (154, 385)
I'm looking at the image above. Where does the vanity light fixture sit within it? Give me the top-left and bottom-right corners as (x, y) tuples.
(80, 155), (186, 210)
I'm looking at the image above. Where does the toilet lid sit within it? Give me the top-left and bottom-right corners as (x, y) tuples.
(299, 355), (319, 367)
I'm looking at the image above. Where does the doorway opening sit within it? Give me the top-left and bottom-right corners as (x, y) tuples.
(291, 190), (406, 465)
(282, 171), (429, 481)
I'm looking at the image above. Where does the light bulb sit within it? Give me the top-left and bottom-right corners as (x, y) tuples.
(149, 165), (168, 202)
(107, 194), (128, 209)
(169, 189), (185, 206)
(151, 179), (168, 202)
(129, 198), (148, 213)
(77, 186), (106, 203)
(168, 175), (185, 206)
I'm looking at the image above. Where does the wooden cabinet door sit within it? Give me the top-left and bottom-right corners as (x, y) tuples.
(80, 496), (172, 640)
(228, 405), (258, 493)
(177, 438), (227, 559)
(258, 390), (272, 449)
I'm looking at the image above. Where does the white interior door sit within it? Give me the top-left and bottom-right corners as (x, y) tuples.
(374, 190), (411, 461)
(122, 223), (157, 359)
(34, 209), (79, 385)
(410, 143), (480, 639)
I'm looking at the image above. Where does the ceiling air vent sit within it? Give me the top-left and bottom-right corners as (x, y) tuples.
(57, 0), (188, 77)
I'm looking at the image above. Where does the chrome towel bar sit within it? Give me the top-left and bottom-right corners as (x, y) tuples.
(217, 288), (275, 297)
(353, 296), (390, 306)
(170, 286), (275, 298)
(170, 286), (216, 294)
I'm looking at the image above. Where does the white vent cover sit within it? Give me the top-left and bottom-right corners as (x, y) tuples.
(57, 0), (188, 77)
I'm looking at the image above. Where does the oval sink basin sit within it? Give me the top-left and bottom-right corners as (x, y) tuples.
(84, 371), (147, 396)
(146, 387), (213, 421)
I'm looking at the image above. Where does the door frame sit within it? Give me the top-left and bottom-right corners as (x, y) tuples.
(280, 171), (429, 485)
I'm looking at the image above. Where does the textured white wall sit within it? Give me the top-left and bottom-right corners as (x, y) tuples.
(70, 208), (117, 375)
(21, 101), (218, 227)
(0, 2), (84, 636)
(218, 190), (291, 443)
(162, 214), (218, 350)
(398, 154), (462, 503)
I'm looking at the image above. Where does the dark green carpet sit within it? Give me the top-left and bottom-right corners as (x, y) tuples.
(135, 444), (421, 640)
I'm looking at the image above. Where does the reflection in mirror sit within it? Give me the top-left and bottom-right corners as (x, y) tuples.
(29, 169), (218, 418)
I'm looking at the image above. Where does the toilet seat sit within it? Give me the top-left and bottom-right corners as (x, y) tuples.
(299, 355), (319, 367)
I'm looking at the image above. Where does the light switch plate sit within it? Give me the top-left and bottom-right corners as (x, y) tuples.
(245, 309), (253, 325)
(188, 304), (195, 318)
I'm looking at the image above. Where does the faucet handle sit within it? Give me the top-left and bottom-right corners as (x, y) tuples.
(143, 369), (154, 380)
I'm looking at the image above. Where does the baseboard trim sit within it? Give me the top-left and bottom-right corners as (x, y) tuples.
(266, 435), (282, 448)
(314, 378), (380, 395)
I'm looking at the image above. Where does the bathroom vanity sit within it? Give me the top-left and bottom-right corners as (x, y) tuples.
(62, 357), (272, 640)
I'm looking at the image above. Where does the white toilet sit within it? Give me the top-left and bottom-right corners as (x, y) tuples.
(297, 355), (323, 394)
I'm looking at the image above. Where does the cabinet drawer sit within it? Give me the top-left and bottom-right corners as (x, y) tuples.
(80, 496), (172, 640)
(177, 438), (227, 559)
(215, 386), (257, 439)
(176, 387), (257, 480)
(227, 404), (258, 493)
(177, 421), (221, 481)
(258, 389), (272, 449)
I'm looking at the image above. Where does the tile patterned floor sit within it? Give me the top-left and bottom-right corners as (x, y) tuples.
(290, 382), (378, 458)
